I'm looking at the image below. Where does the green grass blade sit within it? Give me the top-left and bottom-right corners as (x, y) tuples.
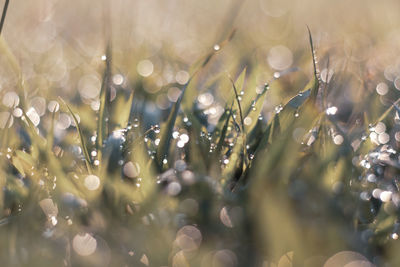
(111, 90), (134, 129)
(215, 103), (233, 157)
(305, 26), (320, 103)
(97, 44), (112, 154)
(156, 79), (191, 170)
(229, 76), (245, 135)
(374, 98), (400, 125)
(47, 106), (57, 153)
(60, 98), (92, 174)
(0, 0), (10, 35)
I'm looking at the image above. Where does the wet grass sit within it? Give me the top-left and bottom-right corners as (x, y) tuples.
(1, 3), (400, 267)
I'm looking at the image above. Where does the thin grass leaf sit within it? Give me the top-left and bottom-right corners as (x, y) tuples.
(190, 29), (236, 73)
(212, 103), (231, 139)
(0, 0), (9, 35)
(252, 29), (321, 154)
(97, 44), (112, 156)
(306, 25), (320, 103)
(229, 76), (249, 168)
(15, 150), (35, 167)
(374, 98), (400, 125)
(215, 103), (233, 157)
(20, 109), (45, 149)
(0, 110), (12, 148)
(11, 150), (36, 178)
(156, 32), (237, 170)
(111, 91), (134, 129)
(156, 79), (191, 170)
(11, 156), (25, 177)
(47, 107), (57, 153)
(229, 76), (245, 134)
(60, 98), (92, 174)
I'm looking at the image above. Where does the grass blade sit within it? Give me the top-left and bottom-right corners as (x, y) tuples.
(306, 26), (320, 103)
(156, 79), (191, 170)
(47, 106), (57, 153)
(60, 98), (92, 174)
(215, 103), (233, 157)
(97, 44), (112, 156)
(0, 0), (9, 35)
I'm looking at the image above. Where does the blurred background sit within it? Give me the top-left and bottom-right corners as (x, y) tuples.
(2, 0), (400, 123)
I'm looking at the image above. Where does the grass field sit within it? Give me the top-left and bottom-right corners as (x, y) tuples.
(1, 0), (400, 266)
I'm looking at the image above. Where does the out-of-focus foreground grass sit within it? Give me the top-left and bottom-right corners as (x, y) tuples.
(1, 0), (400, 266)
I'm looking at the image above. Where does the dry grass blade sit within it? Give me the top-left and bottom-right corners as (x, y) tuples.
(0, 0), (9, 35)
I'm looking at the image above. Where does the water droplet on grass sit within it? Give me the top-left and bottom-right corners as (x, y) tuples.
(48, 101), (59, 112)
(137, 60), (154, 77)
(72, 233), (97, 256)
(84, 175), (100, 191)
(112, 74), (124, 85)
(152, 125), (160, 133)
(133, 118), (139, 128)
(326, 106), (338, 115)
(123, 161), (140, 178)
(376, 82), (389, 95)
(275, 104), (283, 113)
(392, 233), (399, 240)
(167, 182), (181, 196)
(244, 117), (252, 125)
(3, 92), (19, 108)
(333, 135), (344, 145)
(380, 191), (392, 202)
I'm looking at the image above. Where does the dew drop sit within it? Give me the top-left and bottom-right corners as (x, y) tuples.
(123, 161), (140, 178)
(172, 131), (180, 139)
(392, 233), (399, 240)
(152, 125), (160, 134)
(180, 134), (189, 143)
(326, 106), (338, 115)
(47, 100), (60, 113)
(133, 118), (139, 128)
(72, 233), (97, 256)
(26, 107), (40, 126)
(3, 92), (20, 108)
(137, 60), (154, 77)
(84, 175), (100, 191)
(275, 104), (283, 114)
(167, 182), (181, 196)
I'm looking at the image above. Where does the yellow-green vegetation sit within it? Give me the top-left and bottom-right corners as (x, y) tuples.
(2, 0), (400, 266)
